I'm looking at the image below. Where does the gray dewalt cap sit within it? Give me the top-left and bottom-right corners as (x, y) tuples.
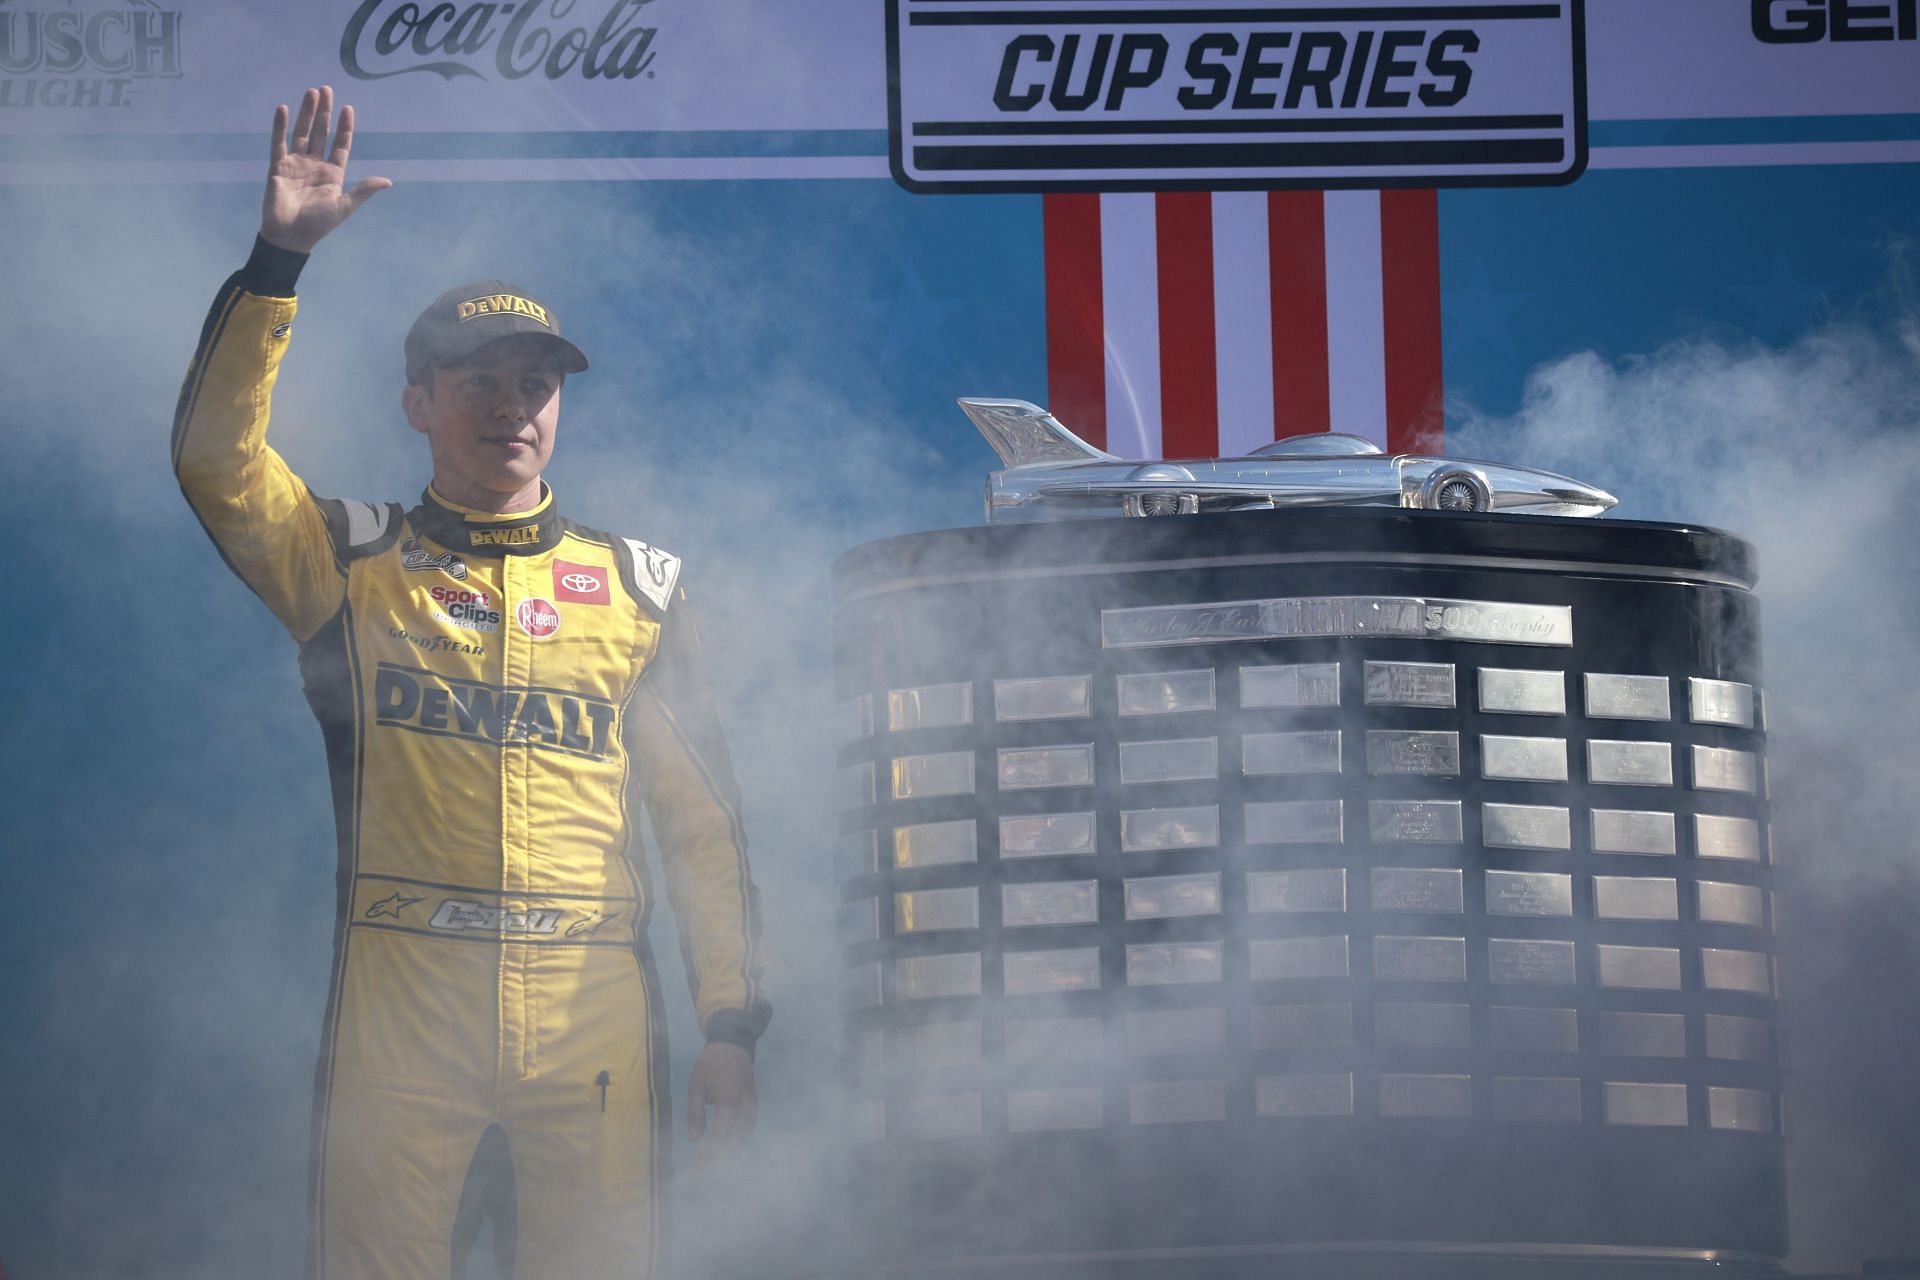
(404, 279), (590, 386)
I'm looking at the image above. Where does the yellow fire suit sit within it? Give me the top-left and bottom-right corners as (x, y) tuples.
(172, 240), (770, 1279)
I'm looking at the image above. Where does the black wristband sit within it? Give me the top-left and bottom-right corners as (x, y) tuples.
(703, 1008), (765, 1061)
(239, 234), (309, 298)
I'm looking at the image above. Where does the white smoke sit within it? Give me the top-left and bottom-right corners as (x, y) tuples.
(1450, 305), (1920, 1273)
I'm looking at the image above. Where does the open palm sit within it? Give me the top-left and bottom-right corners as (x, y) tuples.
(261, 86), (391, 254)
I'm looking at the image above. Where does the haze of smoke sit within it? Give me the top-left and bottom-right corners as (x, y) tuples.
(12, 151), (1920, 1275)
(1, 164), (987, 1279)
(1449, 311), (1920, 1273)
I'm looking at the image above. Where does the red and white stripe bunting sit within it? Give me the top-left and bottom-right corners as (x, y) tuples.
(1043, 190), (1443, 459)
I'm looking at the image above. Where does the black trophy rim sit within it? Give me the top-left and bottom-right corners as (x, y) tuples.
(833, 509), (1758, 603)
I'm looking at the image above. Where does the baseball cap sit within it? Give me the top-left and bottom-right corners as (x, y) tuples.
(404, 279), (590, 386)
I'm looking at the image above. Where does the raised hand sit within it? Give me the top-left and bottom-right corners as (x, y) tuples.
(261, 86), (392, 255)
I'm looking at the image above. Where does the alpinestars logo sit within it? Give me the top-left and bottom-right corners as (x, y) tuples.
(340, 0), (660, 83)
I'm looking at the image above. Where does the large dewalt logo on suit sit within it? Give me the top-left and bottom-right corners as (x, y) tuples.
(373, 662), (617, 758)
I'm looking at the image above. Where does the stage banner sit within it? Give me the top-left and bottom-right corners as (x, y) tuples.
(0, 0), (1915, 181)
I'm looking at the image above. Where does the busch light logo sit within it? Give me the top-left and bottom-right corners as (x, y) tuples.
(341, 0), (660, 82)
(0, 0), (184, 109)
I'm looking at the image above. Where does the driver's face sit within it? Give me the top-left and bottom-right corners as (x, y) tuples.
(404, 336), (564, 507)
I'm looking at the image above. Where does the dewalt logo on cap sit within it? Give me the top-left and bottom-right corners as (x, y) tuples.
(456, 294), (552, 327)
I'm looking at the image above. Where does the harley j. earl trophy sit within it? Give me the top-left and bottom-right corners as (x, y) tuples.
(829, 399), (1779, 1278)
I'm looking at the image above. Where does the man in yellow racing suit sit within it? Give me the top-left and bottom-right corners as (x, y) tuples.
(171, 88), (769, 1279)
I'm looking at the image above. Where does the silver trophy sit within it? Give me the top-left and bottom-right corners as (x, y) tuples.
(959, 398), (1617, 523)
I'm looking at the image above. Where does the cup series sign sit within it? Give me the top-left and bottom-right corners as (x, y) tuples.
(885, 0), (1588, 192)
(340, 0), (660, 80)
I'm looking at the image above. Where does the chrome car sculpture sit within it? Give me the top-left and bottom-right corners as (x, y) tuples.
(959, 398), (1617, 524)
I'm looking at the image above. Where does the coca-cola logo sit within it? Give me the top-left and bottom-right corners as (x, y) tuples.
(340, 0), (660, 82)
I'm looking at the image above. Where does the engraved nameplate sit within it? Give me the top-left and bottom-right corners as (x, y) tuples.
(1483, 803), (1572, 851)
(1698, 881), (1766, 928)
(1479, 667), (1566, 716)
(1597, 1011), (1686, 1058)
(1127, 941), (1224, 986)
(1592, 809), (1677, 856)
(1587, 740), (1674, 787)
(844, 1099), (884, 1145)
(1120, 806), (1219, 852)
(995, 675), (1091, 722)
(1007, 1087), (1103, 1133)
(1596, 944), (1682, 991)
(998, 744), (1093, 791)
(1593, 876), (1679, 922)
(1247, 800), (1345, 845)
(889, 682), (973, 732)
(1104, 596), (1573, 649)
(1250, 1002), (1354, 1050)
(1371, 867), (1464, 914)
(847, 1027), (883, 1084)
(894, 951), (982, 1001)
(893, 1020), (983, 1068)
(1490, 938), (1576, 986)
(838, 761), (876, 810)
(1374, 936), (1468, 983)
(1128, 1007), (1227, 1056)
(1490, 1005), (1579, 1054)
(1125, 872), (1223, 921)
(1376, 1002), (1471, 1050)
(1702, 948), (1772, 995)
(1364, 661), (1457, 708)
(1603, 1082), (1687, 1127)
(1001, 812), (1096, 859)
(1705, 1014), (1773, 1063)
(1369, 800), (1464, 844)
(1003, 947), (1101, 995)
(894, 819), (978, 869)
(1695, 813), (1762, 862)
(1368, 730), (1462, 777)
(1130, 1079), (1226, 1125)
(1482, 734), (1569, 782)
(840, 829), (880, 881)
(1692, 745), (1759, 794)
(893, 1092), (981, 1141)
(893, 751), (975, 800)
(1002, 880), (1099, 929)
(1120, 737), (1218, 784)
(1380, 1074), (1473, 1118)
(1118, 668), (1216, 716)
(1249, 935), (1348, 981)
(1493, 1076), (1582, 1123)
(1240, 662), (1340, 708)
(1004, 1015), (1104, 1061)
(1690, 678), (1756, 729)
(1708, 1086), (1774, 1133)
(1256, 1073), (1354, 1117)
(844, 962), (882, 1011)
(1247, 868), (1348, 915)
(836, 693), (874, 745)
(840, 898), (880, 945)
(894, 888), (980, 934)
(1243, 730), (1343, 776)
(1585, 673), (1671, 721)
(1486, 870), (1573, 918)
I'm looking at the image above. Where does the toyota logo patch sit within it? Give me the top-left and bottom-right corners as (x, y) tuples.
(553, 559), (612, 605)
